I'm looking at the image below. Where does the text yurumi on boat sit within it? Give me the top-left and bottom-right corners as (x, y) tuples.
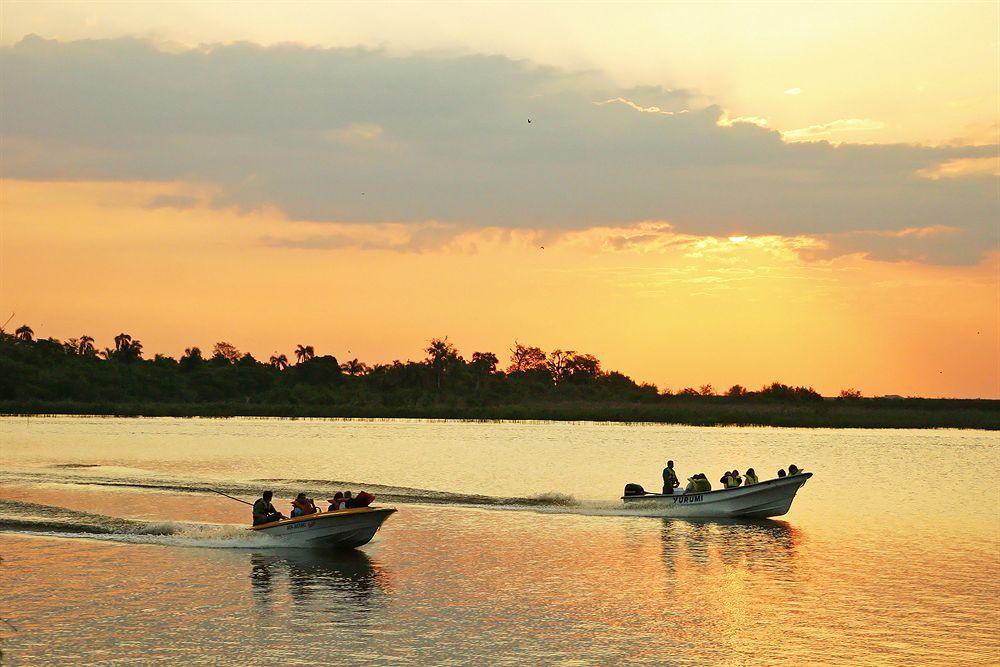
(622, 463), (812, 518)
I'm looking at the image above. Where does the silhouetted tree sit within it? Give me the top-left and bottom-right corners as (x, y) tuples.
(114, 333), (131, 352)
(425, 337), (462, 390)
(677, 387), (699, 396)
(839, 387), (863, 400)
(179, 346), (204, 371)
(340, 358), (370, 376)
(470, 351), (499, 390)
(269, 353), (289, 370)
(566, 353), (601, 380)
(107, 333), (142, 362)
(77, 335), (95, 356)
(212, 341), (241, 364)
(757, 382), (822, 402)
(726, 384), (747, 397)
(470, 351), (498, 374)
(508, 342), (547, 374)
(14, 325), (33, 342)
(294, 344), (315, 364)
(546, 349), (575, 383)
(699, 384), (715, 396)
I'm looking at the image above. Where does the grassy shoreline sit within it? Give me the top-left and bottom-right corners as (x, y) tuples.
(2, 400), (997, 429)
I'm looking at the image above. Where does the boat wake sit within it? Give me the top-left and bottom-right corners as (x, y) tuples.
(1, 468), (741, 522)
(1, 469), (582, 509)
(0, 498), (283, 549)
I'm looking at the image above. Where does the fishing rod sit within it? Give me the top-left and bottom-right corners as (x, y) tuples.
(210, 489), (254, 506)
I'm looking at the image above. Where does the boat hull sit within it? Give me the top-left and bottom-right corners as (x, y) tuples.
(621, 473), (812, 518)
(250, 507), (396, 548)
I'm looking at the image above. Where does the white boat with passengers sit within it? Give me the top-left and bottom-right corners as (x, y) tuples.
(250, 507), (396, 548)
(621, 473), (812, 518)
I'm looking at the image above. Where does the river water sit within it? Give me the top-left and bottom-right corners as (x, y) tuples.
(0, 416), (997, 665)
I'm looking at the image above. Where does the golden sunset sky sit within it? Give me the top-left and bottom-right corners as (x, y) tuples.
(1, 2), (997, 397)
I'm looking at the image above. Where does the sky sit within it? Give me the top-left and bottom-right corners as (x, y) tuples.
(1, 1), (998, 398)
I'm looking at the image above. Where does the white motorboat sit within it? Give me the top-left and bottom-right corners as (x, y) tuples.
(621, 473), (812, 518)
(250, 507), (396, 548)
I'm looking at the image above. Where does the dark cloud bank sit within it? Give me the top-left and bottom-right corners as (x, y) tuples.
(2, 35), (996, 264)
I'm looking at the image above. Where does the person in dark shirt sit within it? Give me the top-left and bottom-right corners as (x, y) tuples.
(662, 460), (679, 495)
(252, 490), (284, 526)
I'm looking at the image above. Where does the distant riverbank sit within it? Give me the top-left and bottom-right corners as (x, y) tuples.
(2, 399), (997, 429)
(4, 330), (997, 430)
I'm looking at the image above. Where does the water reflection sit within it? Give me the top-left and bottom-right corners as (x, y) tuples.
(660, 518), (799, 573)
(250, 549), (389, 610)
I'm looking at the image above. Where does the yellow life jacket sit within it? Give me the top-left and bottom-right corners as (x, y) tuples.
(745, 473), (759, 485)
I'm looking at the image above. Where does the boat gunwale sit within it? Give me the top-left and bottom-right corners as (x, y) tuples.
(250, 506), (397, 530)
(620, 472), (812, 501)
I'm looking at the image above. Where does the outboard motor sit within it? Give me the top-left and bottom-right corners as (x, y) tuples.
(623, 483), (645, 497)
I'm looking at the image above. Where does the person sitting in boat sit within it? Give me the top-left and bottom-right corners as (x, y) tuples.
(788, 464), (802, 476)
(730, 469), (742, 487)
(720, 470), (740, 488)
(744, 468), (759, 485)
(777, 468), (787, 478)
(662, 460), (680, 495)
(353, 491), (376, 508)
(252, 490), (284, 526)
(327, 491), (345, 511)
(290, 493), (318, 518)
(685, 473), (711, 493)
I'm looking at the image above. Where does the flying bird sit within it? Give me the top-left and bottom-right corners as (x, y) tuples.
(527, 119), (532, 123)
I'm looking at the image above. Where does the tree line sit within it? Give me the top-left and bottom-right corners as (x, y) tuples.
(0, 323), (846, 409)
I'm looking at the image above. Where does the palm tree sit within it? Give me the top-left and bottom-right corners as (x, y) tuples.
(294, 344), (315, 364)
(108, 333), (142, 362)
(425, 337), (461, 390)
(114, 333), (132, 353)
(340, 358), (370, 376)
(269, 353), (289, 370)
(77, 335), (95, 356)
(14, 325), (33, 342)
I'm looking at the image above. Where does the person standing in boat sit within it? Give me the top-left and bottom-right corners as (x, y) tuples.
(662, 460), (680, 495)
(252, 490), (284, 526)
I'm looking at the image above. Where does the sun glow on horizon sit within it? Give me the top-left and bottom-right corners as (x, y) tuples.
(1, 179), (996, 399)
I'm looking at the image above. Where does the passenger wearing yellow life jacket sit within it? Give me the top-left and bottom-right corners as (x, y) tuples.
(744, 468), (759, 485)
(730, 469), (742, 487)
(720, 470), (740, 489)
(686, 473), (712, 493)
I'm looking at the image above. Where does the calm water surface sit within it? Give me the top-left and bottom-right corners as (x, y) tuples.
(1, 416), (997, 665)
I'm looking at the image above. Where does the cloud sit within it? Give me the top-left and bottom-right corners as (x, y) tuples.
(782, 118), (888, 142)
(144, 194), (202, 210)
(1, 35), (997, 265)
(594, 97), (687, 115)
(801, 225), (993, 265)
(917, 156), (998, 180)
(784, 88), (802, 96)
(716, 113), (769, 128)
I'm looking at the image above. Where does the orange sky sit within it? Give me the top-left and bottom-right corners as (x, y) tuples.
(0, 6), (997, 399)
(2, 179), (996, 398)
